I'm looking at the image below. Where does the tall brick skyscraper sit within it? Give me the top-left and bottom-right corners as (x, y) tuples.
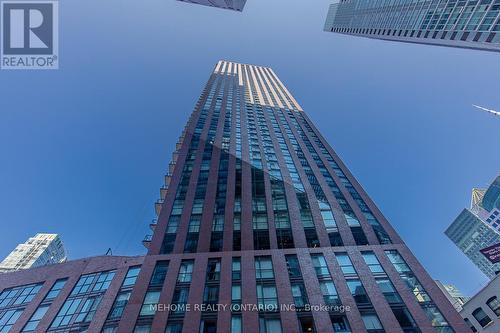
(0, 61), (469, 333)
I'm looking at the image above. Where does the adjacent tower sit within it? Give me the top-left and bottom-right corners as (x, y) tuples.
(446, 175), (500, 279)
(324, 0), (500, 52)
(0, 233), (66, 273)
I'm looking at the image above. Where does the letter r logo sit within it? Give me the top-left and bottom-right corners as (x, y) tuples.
(2, 2), (53, 54)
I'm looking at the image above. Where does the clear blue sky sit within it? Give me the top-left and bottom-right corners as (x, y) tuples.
(0, 0), (499, 296)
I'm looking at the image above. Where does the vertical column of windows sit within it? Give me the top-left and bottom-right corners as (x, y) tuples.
(20, 281), (65, 332)
(287, 111), (369, 246)
(276, 110), (343, 247)
(184, 81), (224, 253)
(385, 250), (455, 333)
(310, 254), (351, 333)
(267, 108), (320, 248)
(199, 259), (221, 333)
(295, 111), (391, 245)
(255, 256), (282, 333)
(233, 88), (243, 251)
(169, 260), (194, 323)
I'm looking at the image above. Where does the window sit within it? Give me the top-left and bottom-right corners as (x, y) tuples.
(291, 283), (308, 308)
(231, 315), (242, 333)
(336, 253), (356, 275)
(45, 279), (67, 300)
(0, 283), (42, 308)
(472, 307), (492, 327)
(487, 296), (500, 316)
(232, 284), (242, 305)
(259, 317), (282, 333)
(311, 255), (330, 277)
(51, 298), (82, 327)
(149, 261), (169, 286)
(108, 291), (131, 319)
(422, 306), (450, 329)
(376, 279), (402, 304)
(384, 250), (410, 273)
(178, 260), (194, 283)
(362, 252), (384, 274)
(165, 322), (183, 333)
(206, 259), (221, 281)
(232, 258), (241, 280)
(199, 318), (217, 333)
(331, 315), (351, 333)
(22, 305), (49, 331)
(0, 309), (23, 332)
(255, 257), (274, 279)
(257, 284), (278, 309)
(139, 291), (160, 316)
(464, 318), (477, 332)
(361, 314), (384, 332)
(347, 280), (370, 305)
(203, 286), (219, 305)
(172, 287), (189, 314)
(392, 308), (417, 330)
(299, 316), (315, 333)
(285, 255), (302, 278)
(74, 295), (102, 323)
(122, 266), (141, 287)
(320, 281), (340, 306)
(134, 324), (151, 333)
(92, 271), (116, 292)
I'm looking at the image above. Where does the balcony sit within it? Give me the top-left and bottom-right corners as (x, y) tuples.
(150, 219), (158, 231)
(160, 186), (168, 200)
(142, 235), (153, 249)
(155, 199), (164, 216)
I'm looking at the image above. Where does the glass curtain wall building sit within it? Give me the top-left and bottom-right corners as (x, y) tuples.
(324, 0), (500, 52)
(0, 61), (469, 333)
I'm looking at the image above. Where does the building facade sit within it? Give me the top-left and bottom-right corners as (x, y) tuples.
(460, 273), (500, 332)
(324, 0), (500, 52)
(0, 61), (469, 333)
(177, 0), (246, 11)
(446, 176), (500, 279)
(0, 233), (67, 274)
(435, 281), (470, 312)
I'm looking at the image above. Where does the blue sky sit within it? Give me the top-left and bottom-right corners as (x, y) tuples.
(0, 0), (499, 296)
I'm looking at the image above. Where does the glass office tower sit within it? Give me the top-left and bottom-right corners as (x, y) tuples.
(177, 0), (246, 11)
(0, 61), (469, 333)
(324, 0), (500, 52)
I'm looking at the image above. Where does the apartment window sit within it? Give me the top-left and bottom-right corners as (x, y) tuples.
(385, 250), (410, 273)
(92, 271), (116, 292)
(0, 283), (42, 307)
(0, 309), (23, 332)
(376, 279), (402, 304)
(472, 307), (492, 327)
(285, 255), (302, 278)
(361, 314), (384, 333)
(320, 281), (340, 306)
(487, 296), (500, 316)
(422, 306), (450, 329)
(336, 253), (356, 275)
(122, 266), (141, 287)
(199, 318), (217, 333)
(392, 308), (417, 331)
(22, 305), (49, 331)
(232, 258), (241, 280)
(347, 280), (370, 305)
(134, 325), (151, 333)
(165, 322), (183, 333)
(203, 286), (219, 305)
(259, 317), (282, 333)
(464, 318), (477, 332)
(311, 255), (330, 277)
(74, 295), (101, 323)
(255, 257), (274, 279)
(178, 261), (194, 283)
(150, 261), (169, 286)
(139, 291), (160, 316)
(362, 252), (384, 274)
(232, 285), (242, 305)
(171, 287), (189, 314)
(291, 283), (308, 309)
(51, 298), (83, 327)
(231, 315), (242, 333)
(43, 279), (66, 300)
(351, 226), (368, 245)
(206, 259), (221, 281)
(108, 291), (131, 319)
(299, 316), (315, 333)
(257, 284), (278, 309)
(330, 315), (351, 333)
